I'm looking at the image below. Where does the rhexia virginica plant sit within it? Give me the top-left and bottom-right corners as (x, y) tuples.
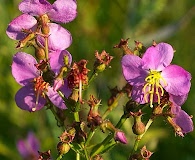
(7, 1), (194, 160)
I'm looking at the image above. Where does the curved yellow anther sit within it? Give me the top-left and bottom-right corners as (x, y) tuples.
(143, 70), (167, 107)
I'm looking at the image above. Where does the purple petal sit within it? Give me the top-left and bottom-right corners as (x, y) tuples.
(161, 64), (191, 95)
(48, 0), (77, 23)
(17, 140), (29, 158)
(19, 0), (52, 16)
(169, 93), (188, 106)
(12, 52), (39, 86)
(47, 87), (67, 109)
(171, 105), (193, 134)
(60, 79), (72, 98)
(142, 43), (174, 71)
(15, 85), (46, 112)
(49, 50), (72, 74)
(131, 85), (146, 104)
(37, 23), (72, 51)
(6, 14), (37, 40)
(53, 78), (64, 91)
(27, 132), (40, 152)
(121, 54), (147, 86)
(17, 132), (39, 158)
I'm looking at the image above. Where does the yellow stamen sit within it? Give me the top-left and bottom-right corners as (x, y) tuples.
(143, 70), (167, 107)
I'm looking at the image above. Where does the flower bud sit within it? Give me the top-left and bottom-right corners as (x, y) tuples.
(131, 110), (145, 135)
(100, 120), (115, 133)
(114, 131), (127, 144)
(39, 14), (50, 35)
(35, 47), (46, 60)
(57, 142), (70, 155)
(95, 63), (106, 73)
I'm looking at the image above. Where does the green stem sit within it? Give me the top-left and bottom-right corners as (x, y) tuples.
(45, 36), (49, 60)
(74, 111), (80, 122)
(81, 143), (90, 160)
(131, 118), (153, 154)
(85, 129), (96, 146)
(76, 153), (80, 160)
(49, 105), (65, 129)
(56, 155), (63, 160)
(102, 93), (124, 119)
(88, 71), (97, 84)
(91, 113), (128, 157)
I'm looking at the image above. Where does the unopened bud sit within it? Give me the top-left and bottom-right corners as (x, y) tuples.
(57, 142), (70, 155)
(95, 63), (106, 73)
(114, 131), (127, 144)
(100, 120), (115, 133)
(39, 14), (50, 35)
(35, 47), (46, 60)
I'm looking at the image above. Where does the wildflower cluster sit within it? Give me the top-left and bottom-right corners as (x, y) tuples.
(7, 1), (193, 160)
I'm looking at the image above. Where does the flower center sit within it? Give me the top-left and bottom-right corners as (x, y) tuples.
(143, 70), (167, 107)
(32, 76), (49, 111)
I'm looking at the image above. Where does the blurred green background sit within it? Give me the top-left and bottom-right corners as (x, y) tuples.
(0, 0), (195, 159)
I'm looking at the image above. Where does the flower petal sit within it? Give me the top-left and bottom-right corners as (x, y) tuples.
(15, 85), (46, 111)
(48, 0), (77, 23)
(19, 0), (52, 16)
(12, 52), (39, 86)
(17, 140), (29, 158)
(47, 87), (67, 109)
(131, 85), (145, 104)
(121, 54), (147, 86)
(171, 105), (193, 134)
(169, 93), (188, 106)
(142, 43), (174, 71)
(6, 14), (37, 40)
(49, 50), (72, 74)
(37, 23), (72, 51)
(17, 132), (39, 159)
(27, 132), (40, 153)
(161, 64), (191, 95)
(60, 79), (72, 98)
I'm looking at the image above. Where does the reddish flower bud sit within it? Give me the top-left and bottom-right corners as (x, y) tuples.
(114, 131), (128, 144)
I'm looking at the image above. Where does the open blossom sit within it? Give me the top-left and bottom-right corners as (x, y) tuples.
(17, 132), (40, 160)
(121, 42), (191, 107)
(6, 0), (77, 51)
(12, 51), (72, 112)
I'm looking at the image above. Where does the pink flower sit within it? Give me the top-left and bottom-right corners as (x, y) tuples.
(12, 51), (72, 112)
(6, 0), (77, 51)
(121, 42), (191, 107)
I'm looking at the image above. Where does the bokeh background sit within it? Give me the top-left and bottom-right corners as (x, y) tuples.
(0, 0), (195, 159)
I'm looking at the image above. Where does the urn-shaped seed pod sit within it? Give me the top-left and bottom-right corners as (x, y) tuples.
(131, 110), (145, 135)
